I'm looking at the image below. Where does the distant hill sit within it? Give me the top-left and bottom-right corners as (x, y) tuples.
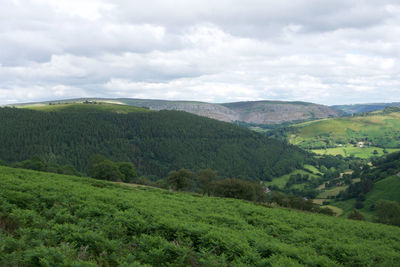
(332, 102), (400, 114)
(11, 98), (344, 125)
(221, 100), (344, 124)
(119, 98), (238, 122)
(120, 99), (344, 124)
(0, 103), (309, 179)
(269, 107), (400, 158)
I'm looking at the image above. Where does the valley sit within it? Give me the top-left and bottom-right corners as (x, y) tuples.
(266, 107), (400, 157)
(4, 1), (400, 265)
(1, 100), (400, 266)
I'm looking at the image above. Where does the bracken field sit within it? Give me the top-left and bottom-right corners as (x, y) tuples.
(1, 166), (399, 266)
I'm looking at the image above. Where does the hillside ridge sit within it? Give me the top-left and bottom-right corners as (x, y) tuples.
(10, 97), (344, 125)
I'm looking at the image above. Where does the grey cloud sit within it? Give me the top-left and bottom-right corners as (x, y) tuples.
(1, 0), (400, 105)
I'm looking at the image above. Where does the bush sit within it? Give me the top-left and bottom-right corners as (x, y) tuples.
(117, 162), (137, 183)
(348, 209), (365, 221)
(87, 155), (123, 181)
(14, 156), (47, 171)
(213, 178), (266, 202)
(197, 169), (217, 196)
(354, 201), (364, 209)
(167, 169), (194, 191)
(375, 200), (400, 226)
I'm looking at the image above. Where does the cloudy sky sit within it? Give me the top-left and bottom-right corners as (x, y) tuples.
(1, 0), (399, 105)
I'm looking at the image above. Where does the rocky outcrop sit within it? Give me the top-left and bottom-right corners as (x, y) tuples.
(119, 99), (344, 125)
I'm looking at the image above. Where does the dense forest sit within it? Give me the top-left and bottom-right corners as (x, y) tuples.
(0, 105), (310, 180)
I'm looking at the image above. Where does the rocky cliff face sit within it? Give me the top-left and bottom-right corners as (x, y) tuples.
(119, 99), (344, 125)
(222, 101), (343, 124)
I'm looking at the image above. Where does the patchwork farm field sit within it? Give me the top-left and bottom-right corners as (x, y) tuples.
(285, 108), (400, 155)
(1, 166), (400, 266)
(312, 146), (400, 158)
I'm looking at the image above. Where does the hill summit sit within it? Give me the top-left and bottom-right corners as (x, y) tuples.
(14, 98), (344, 125)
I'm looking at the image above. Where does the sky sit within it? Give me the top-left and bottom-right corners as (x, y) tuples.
(0, 0), (399, 105)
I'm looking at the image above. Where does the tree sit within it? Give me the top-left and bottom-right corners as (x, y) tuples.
(117, 162), (137, 183)
(167, 169), (194, 191)
(197, 169), (217, 196)
(87, 154), (123, 181)
(348, 209), (365, 221)
(61, 164), (80, 176)
(375, 200), (400, 226)
(354, 200), (364, 209)
(87, 154), (108, 177)
(213, 178), (266, 202)
(14, 156), (47, 171)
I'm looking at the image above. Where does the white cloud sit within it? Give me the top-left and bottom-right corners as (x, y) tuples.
(35, 0), (114, 20)
(1, 0), (400, 105)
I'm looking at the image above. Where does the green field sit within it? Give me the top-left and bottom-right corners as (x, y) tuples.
(1, 166), (400, 266)
(312, 146), (400, 158)
(318, 185), (349, 199)
(364, 175), (400, 204)
(265, 169), (319, 189)
(284, 108), (400, 156)
(303, 164), (322, 175)
(355, 175), (400, 220)
(330, 199), (358, 218)
(22, 102), (150, 114)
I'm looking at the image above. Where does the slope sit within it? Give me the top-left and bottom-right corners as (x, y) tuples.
(118, 98), (238, 122)
(272, 107), (400, 157)
(22, 101), (150, 114)
(0, 166), (399, 266)
(0, 103), (308, 180)
(222, 100), (344, 124)
(332, 102), (400, 114)
(11, 98), (344, 125)
(327, 152), (400, 221)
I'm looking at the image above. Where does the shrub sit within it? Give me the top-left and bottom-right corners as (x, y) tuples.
(348, 209), (365, 221)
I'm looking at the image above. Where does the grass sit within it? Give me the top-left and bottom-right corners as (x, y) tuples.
(265, 169), (320, 189)
(22, 102), (151, 114)
(364, 175), (400, 203)
(303, 164), (322, 175)
(356, 175), (400, 221)
(1, 166), (400, 266)
(287, 109), (400, 156)
(327, 175), (400, 221)
(324, 205), (343, 217)
(318, 186), (349, 199)
(312, 146), (400, 159)
(330, 199), (357, 218)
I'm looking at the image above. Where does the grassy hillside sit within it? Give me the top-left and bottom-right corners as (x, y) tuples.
(1, 166), (399, 266)
(365, 174), (400, 203)
(275, 107), (400, 157)
(22, 102), (150, 114)
(0, 103), (308, 180)
(321, 152), (400, 222)
(332, 102), (400, 114)
(332, 175), (400, 220)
